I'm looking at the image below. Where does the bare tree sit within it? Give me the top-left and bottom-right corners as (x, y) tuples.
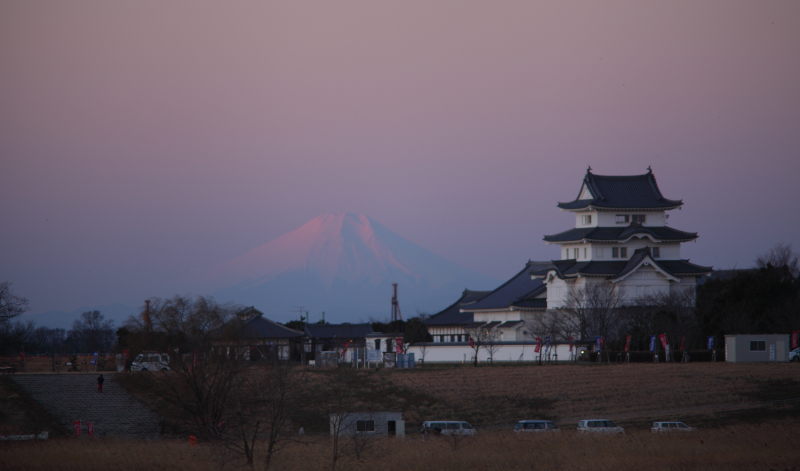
(562, 283), (626, 342)
(69, 311), (115, 352)
(625, 287), (697, 351)
(756, 243), (799, 279)
(0, 281), (29, 323)
(463, 324), (499, 366)
(482, 329), (501, 364)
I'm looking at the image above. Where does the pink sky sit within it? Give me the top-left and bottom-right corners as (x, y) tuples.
(1, 1), (799, 315)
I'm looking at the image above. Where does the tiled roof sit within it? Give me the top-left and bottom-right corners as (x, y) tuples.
(211, 307), (304, 339)
(496, 321), (524, 329)
(531, 251), (712, 280)
(424, 289), (491, 326)
(467, 261), (550, 311)
(510, 284), (548, 310)
(241, 316), (305, 339)
(304, 323), (374, 339)
(543, 225), (698, 243)
(557, 170), (683, 211)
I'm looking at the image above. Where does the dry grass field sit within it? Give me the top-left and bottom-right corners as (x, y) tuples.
(384, 362), (800, 427)
(4, 362), (800, 470)
(3, 422), (799, 471)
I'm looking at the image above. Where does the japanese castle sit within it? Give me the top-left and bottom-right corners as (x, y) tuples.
(420, 168), (712, 358)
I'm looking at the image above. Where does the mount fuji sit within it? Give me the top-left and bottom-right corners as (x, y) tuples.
(194, 213), (499, 323)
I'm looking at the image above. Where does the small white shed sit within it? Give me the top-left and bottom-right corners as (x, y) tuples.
(724, 334), (790, 363)
(329, 412), (404, 438)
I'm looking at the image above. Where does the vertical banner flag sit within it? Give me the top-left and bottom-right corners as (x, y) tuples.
(569, 336), (574, 352)
(91, 352), (98, 365)
(595, 336), (601, 352)
(679, 336), (685, 352)
(189, 435), (197, 445)
(534, 338), (541, 353)
(192, 351), (198, 370)
(792, 331), (799, 350)
(659, 334), (668, 350)
(88, 422), (94, 438)
(20, 351), (25, 362)
(73, 420), (81, 436)
(624, 335), (632, 352)
(341, 342), (349, 355)
(395, 338), (403, 354)
(707, 336), (714, 350)
(545, 335), (551, 353)
(469, 337), (474, 348)
(649, 336), (656, 352)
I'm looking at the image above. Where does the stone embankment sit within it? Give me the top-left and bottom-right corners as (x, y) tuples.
(12, 373), (160, 438)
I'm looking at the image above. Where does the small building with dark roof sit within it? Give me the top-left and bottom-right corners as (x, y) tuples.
(424, 289), (490, 343)
(304, 323), (374, 361)
(211, 307), (305, 361)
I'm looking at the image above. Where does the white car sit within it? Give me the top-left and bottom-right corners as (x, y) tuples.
(651, 422), (695, 432)
(131, 353), (170, 372)
(514, 420), (560, 433)
(790, 348), (800, 362)
(421, 421), (476, 436)
(577, 419), (625, 434)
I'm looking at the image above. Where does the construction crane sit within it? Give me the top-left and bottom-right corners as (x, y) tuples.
(391, 283), (402, 322)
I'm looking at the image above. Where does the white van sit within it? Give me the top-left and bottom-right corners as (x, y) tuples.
(421, 421), (476, 436)
(577, 419), (624, 434)
(131, 353), (170, 372)
(651, 422), (695, 432)
(514, 420), (560, 433)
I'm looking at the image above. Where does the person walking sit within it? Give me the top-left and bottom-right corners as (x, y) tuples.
(97, 374), (104, 393)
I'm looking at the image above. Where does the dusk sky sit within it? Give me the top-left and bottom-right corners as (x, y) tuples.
(2, 2), (799, 318)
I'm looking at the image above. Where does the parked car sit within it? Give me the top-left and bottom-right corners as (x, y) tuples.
(577, 419), (624, 434)
(514, 420), (560, 433)
(131, 353), (170, 372)
(651, 422), (695, 432)
(790, 348), (800, 362)
(421, 421), (476, 436)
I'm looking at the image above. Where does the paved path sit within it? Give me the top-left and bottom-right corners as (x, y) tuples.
(11, 373), (161, 438)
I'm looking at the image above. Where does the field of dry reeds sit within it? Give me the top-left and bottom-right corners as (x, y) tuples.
(3, 421), (799, 471)
(384, 362), (800, 427)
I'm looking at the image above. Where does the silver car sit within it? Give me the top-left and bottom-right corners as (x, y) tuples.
(652, 422), (695, 432)
(577, 419), (624, 434)
(790, 348), (800, 362)
(514, 420), (560, 433)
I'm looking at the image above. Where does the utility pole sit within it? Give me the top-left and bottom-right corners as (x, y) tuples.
(391, 283), (402, 323)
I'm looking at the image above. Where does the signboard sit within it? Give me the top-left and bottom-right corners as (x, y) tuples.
(73, 420), (81, 436)
(87, 422), (94, 438)
(568, 337), (574, 352)
(707, 336), (714, 350)
(366, 350), (381, 362)
(649, 336), (656, 352)
(624, 335), (631, 352)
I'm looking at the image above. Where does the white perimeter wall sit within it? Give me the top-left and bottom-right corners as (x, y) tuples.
(408, 343), (577, 363)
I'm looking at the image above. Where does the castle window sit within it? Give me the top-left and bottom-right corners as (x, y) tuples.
(583, 248), (587, 259)
(612, 247), (619, 258)
(582, 215), (592, 225)
(632, 214), (646, 224)
(616, 215), (630, 224)
(620, 247), (628, 258)
(652, 247), (660, 258)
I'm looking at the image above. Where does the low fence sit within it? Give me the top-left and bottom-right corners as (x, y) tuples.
(0, 354), (118, 373)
